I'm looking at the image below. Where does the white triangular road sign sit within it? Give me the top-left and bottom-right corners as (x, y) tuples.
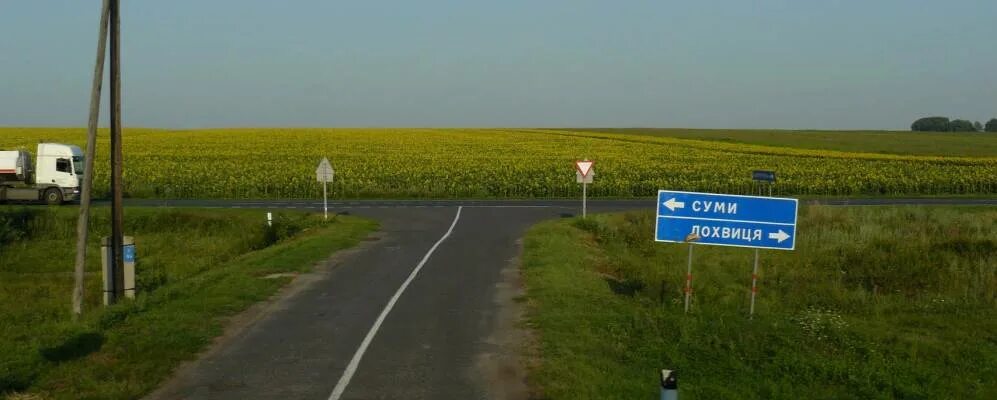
(575, 160), (594, 177)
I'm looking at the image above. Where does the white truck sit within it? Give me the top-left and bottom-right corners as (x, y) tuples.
(0, 143), (83, 205)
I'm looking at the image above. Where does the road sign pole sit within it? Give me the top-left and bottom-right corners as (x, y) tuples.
(323, 180), (328, 220)
(750, 249), (759, 317)
(749, 183), (772, 318)
(582, 182), (587, 218)
(575, 159), (593, 218)
(684, 244), (693, 313)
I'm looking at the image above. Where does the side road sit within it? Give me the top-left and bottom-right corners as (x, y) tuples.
(146, 206), (597, 399)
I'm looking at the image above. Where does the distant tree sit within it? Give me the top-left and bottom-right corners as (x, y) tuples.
(986, 118), (997, 133)
(949, 119), (975, 132)
(911, 116), (950, 132)
(974, 121), (984, 132)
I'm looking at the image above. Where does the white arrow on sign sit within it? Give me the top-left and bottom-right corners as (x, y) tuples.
(575, 160), (594, 177)
(663, 198), (685, 212)
(768, 230), (791, 243)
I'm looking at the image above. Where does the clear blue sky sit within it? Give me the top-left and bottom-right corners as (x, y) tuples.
(1, 0), (995, 130)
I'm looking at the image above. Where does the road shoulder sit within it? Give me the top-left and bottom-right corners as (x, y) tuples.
(476, 237), (535, 399)
(143, 231), (384, 400)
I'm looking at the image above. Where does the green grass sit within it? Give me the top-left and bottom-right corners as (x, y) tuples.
(0, 206), (376, 399)
(522, 206), (997, 399)
(566, 128), (997, 158)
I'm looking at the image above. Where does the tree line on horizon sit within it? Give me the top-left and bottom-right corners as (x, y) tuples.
(911, 116), (997, 132)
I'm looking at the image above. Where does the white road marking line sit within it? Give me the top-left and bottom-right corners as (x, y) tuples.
(218, 204), (553, 209)
(327, 206), (463, 400)
(462, 205), (552, 208)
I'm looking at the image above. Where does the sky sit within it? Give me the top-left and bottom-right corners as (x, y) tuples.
(1, 0), (995, 130)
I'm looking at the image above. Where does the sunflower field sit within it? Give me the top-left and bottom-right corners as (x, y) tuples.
(1, 127), (994, 199)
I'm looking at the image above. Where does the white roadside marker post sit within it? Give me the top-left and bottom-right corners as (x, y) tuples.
(660, 369), (678, 400)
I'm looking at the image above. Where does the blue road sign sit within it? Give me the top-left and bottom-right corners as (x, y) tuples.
(655, 190), (798, 250)
(123, 245), (135, 263)
(752, 170), (776, 182)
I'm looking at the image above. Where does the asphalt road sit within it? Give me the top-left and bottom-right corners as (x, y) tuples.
(144, 201), (646, 400)
(140, 197), (994, 399)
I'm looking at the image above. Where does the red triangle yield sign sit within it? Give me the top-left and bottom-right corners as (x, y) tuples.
(575, 160), (594, 177)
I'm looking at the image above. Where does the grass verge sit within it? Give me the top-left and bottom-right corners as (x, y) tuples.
(522, 206), (996, 399)
(0, 206), (376, 399)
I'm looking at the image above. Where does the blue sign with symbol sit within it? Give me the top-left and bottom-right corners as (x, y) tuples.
(123, 245), (135, 263)
(655, 190), (798, 250)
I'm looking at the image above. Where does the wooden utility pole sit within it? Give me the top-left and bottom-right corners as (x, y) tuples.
(109, 0), (125, 302)
(73, 0), (110, 318)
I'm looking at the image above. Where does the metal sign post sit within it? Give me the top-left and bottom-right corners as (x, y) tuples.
(749, 171), (776, 317)
(749, 250), (760, 316)
(684, 244), (693, 313)
(682, 231), (699, 313)
(575, 159), (594, 218)
(316, 158), (334, 220)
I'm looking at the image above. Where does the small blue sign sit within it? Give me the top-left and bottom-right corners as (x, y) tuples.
(123, 245), (136, 263)
(655, 190), (798, 250)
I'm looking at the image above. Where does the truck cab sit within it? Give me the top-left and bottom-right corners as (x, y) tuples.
(36, 143), (84, 198)
(0, 143), (83, 204)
